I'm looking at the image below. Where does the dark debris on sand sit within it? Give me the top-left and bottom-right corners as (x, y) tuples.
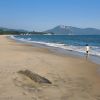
(18, 69), (52, 84)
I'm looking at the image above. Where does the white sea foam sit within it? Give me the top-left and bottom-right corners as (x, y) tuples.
(10, 35), (100, 57)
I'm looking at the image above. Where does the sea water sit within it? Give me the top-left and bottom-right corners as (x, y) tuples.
(11, 35), (100, 64)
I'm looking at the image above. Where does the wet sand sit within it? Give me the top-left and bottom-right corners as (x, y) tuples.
(0, 35), (100, 100)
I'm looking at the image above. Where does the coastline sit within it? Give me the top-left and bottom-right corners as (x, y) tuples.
(9, 35), (100, 65)
(0, 35), (100, 100)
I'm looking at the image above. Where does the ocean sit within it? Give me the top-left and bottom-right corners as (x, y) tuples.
(11, 35), (100, 57)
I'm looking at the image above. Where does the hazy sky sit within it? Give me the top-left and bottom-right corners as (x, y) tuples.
(0, 0), (100, 31)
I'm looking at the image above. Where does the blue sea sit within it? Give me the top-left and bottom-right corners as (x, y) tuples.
(11, 35), (100, 57)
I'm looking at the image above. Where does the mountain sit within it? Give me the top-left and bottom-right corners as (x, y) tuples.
(44, 25), (100, 35)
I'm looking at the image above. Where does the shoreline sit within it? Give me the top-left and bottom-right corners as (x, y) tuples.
(9, 35), (100, 65)
(0, 35), (100, 100)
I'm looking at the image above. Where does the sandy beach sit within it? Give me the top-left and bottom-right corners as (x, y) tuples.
(0, 35), (100, 100)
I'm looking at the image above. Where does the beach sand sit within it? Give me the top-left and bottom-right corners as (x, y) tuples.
(0, 35), (100, 100)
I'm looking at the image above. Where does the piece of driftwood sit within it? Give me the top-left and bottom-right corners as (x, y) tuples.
(18, 69), (52, 84)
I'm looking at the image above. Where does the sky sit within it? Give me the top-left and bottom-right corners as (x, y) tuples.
(0, 0), (100, 31)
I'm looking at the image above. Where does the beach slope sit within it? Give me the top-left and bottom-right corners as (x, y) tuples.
(0, 35), (100, 100)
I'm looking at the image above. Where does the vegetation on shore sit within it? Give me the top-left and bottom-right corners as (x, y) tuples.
(0, 27), (47, 35)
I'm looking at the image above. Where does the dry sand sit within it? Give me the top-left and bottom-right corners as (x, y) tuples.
(0, 35), (100, 100)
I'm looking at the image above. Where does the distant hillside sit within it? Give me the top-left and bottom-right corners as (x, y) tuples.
(44, 25), (100, 35)
(0, 27), (47, 35)
(0, 27), (28, 35)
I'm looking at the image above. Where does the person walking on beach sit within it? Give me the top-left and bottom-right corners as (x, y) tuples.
(85, 44), (90, 55)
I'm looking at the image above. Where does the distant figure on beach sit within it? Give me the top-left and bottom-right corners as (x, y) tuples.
(85, 44), (90, 55)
